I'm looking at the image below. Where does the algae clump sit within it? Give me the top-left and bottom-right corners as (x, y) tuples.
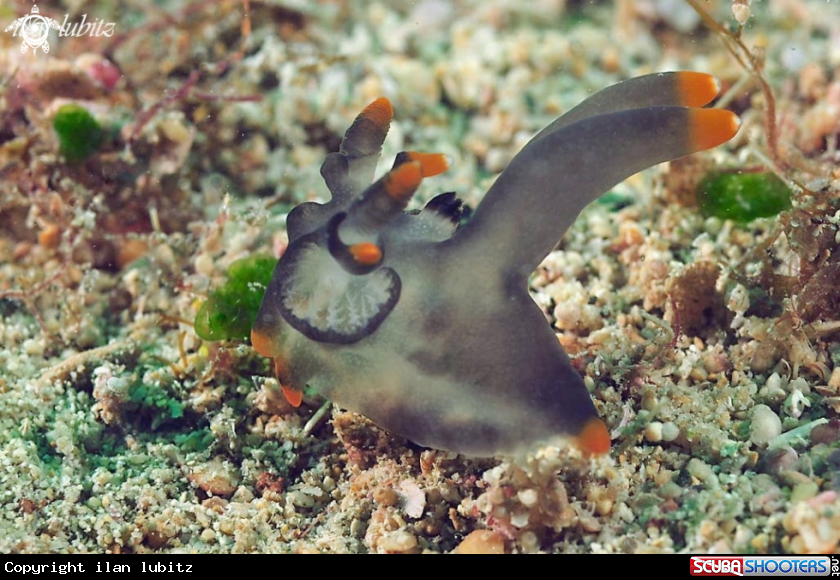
(53, 103), (104, 163)
(697, 171), (792, 222)
(195, 254), (277, 341)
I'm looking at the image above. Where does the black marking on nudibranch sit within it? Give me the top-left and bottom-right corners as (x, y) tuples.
(276, 226), (401, 345)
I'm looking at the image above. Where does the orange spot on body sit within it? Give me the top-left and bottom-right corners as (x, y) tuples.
(360, 97), (393, 131)
(576, 418), (611, 456)
(675, 72), (721, 107)
(384, 161), (422, 202)
(282, 385), (303, 408)
(349, 242), (383, 266)
(251, 332), (301, 407)
(406, 151), (451, 177)
(272, 356), (302, 407)
(251, 328), (279, 358)
(687, 108), (741, 152)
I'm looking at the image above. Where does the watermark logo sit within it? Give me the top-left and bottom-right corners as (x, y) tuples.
(4, 5), (116, 55)
(690, 556), (836, 577)
(4, 5), (64, 54)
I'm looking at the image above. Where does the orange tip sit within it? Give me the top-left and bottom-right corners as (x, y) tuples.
(251, 328), (279, 358)
(360, 97), (394, 131)
(282, 385), (303, 408)
(675, 72), (721, 108)
(688, 108), (741, 152)
(406, 151), (451, 178)
(575, 418), (611, 456)
(384, 160), (422, 201)
(349, 242), (383, 266)
(273, 357), (301, 407)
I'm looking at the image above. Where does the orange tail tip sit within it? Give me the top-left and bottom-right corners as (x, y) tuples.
(360, 97), (394, 130)
(688, 108), (741, 152)
(282, 385), (303, 408)
(575, 418), (611, 456)
(273, 357), (302, 407)
(406, 151), (452, 178)
(384, 160), (423, 201)
(675, 72), (721, 108)
(349, 242), (383, 266)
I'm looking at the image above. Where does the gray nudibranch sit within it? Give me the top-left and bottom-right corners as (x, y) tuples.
(251, 71), (740, 457)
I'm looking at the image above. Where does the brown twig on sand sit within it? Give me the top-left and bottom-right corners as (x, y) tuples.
(125, 0), (256, 142)
(36, 339), (140, 390)
(127, 70), (200, 143)
(686, 0), (783, 171)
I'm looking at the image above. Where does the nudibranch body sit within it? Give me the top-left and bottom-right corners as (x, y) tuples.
(252, 72), (740, 457)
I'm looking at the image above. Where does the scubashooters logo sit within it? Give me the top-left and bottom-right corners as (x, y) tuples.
(4, 4), (115, 56)
(690, 556), (835, 577)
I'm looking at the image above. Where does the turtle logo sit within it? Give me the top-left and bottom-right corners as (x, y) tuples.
(5, 5), (65, 54)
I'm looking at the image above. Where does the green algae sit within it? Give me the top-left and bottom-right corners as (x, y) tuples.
(195, 254), (278, 341)
(697, 171), (793, 222)
(53, 103), (104, 164)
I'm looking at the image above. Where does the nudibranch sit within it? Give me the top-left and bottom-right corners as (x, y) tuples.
(251, 71), (740, 457)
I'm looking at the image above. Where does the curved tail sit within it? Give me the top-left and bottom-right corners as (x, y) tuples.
(447, 72), (740, 280)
